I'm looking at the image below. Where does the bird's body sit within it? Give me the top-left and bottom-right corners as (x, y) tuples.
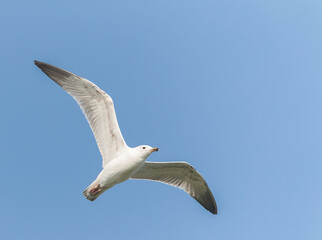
(35, 60), (218, 214)
(83, 146), (151, 201)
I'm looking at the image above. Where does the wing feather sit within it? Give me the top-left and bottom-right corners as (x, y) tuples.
(35, 61), (127, 167)
(131, 161), (217, 214)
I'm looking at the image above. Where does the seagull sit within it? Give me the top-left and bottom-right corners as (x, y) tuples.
(35, 60), (218, 214)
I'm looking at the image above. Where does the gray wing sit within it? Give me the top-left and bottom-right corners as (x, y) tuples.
(35, 61), (127, 167)
(131, 161), (217, 214)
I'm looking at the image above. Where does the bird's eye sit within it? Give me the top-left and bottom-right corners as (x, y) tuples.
(142, 147), (146, 149)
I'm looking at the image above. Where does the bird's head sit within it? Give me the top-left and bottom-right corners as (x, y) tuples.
(134, 145), (159, 158)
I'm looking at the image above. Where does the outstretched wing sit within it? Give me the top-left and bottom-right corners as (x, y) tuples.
(35, 61), (127, 167)
(131, 161), (217, 214)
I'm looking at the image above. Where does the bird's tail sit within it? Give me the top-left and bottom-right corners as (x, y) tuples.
(83, 180), (104, 201)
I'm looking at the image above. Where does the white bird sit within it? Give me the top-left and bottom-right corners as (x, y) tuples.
(35, 60), (218, 214)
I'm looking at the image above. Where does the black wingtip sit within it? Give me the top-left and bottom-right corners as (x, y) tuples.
(34, 60), (50, 68)
(208, 201), (217, 215)
(34, 60), (52, 75)
(200, 188), (218, 215)
(211, 206), (218, 215)
(34, 60), (47, 69)
(213, 199), (218, 215)
(34, 60), (74, 81)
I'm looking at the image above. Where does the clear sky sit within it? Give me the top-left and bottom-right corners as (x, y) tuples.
(1, 0), (321, 239)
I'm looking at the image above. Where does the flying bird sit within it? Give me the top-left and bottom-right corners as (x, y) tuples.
(34, 60), (217, 214)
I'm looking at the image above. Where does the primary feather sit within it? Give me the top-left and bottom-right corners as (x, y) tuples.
(34, 61), (127, 167)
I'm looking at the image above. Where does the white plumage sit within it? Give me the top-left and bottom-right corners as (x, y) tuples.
(35, 60), (217, 214)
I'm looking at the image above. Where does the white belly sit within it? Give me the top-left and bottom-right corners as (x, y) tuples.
(96, 153), (145, 189)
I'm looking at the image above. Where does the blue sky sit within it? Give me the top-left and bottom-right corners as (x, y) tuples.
(1, 0), (322, 239)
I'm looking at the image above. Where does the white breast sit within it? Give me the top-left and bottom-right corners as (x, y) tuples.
(96, 149), (147, 189)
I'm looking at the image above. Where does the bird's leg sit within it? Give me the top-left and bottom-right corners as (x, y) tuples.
(89, 184), (102, 195)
